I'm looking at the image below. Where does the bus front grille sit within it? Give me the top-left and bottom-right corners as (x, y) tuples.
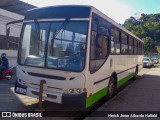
(29, 83), (63, 93)
(31, 91), (57, 99)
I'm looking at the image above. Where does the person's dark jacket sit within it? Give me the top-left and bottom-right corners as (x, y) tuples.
(2, 57), (9, 69)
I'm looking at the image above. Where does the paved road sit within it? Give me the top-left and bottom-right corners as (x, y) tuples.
(0, 66), (160, 120)
(85, 66), (160, 120)
(0, 75), (81, 119)
(0, 75), (38, 111)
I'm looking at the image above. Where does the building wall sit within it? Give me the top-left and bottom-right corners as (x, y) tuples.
(0, 8), (24, 36)
(0, 9), (24, 67)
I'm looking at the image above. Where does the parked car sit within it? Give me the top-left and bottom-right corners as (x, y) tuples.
(143, 57), (152, 68)
(150, 60), (154, 66)
(150, 57), (159, 64)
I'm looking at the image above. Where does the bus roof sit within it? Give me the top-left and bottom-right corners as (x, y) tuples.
(25, 5), (91, 20)
(25, 5), (143, 43)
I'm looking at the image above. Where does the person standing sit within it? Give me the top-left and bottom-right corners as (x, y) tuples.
(0, 53), (9, 75)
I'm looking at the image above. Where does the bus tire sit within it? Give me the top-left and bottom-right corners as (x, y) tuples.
(133, 66), (138, 81)
(108, 76), (116, 98)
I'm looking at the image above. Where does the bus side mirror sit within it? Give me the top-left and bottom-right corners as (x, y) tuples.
(6, 27), (10, 39)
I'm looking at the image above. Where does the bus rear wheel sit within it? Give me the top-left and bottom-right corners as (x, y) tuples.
(108, 76), (116, 98)
(133, 67), (138, 81)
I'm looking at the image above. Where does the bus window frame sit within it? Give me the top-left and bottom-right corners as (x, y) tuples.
(128, 36), (134, 55)
(120, 32), (128, 54)
(110, 27), (121, 55)
(133, 39), (137, 55)
(18, 20), (90, 73)
(89, 13), (111, 74)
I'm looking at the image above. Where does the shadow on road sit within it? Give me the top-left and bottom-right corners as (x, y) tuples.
(0, 75), (38, 111)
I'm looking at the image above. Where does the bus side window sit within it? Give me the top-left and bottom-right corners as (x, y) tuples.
(139, 42), (142, 55)
(141, 43), (143, 54)
(136, 40), (138, 55)
(134, 39), (138, 55)
(90, 15), (110, 73)
(141, 44), (142, 55)
(111, 28), (120, 54)
(139, 42), (141, 55)
(128, 36), (133, 54)
(95, 34), (108, 59)
(137, 41), (139, 55)
(121, 32), (128, 54)
(142, 44), (144, 54)
(90, 31), (108, 72)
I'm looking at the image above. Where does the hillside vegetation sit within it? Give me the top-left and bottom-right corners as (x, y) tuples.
(123, 13), (160, 54)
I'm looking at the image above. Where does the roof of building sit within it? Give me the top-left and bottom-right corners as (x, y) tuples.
(0, 0), (37, 15)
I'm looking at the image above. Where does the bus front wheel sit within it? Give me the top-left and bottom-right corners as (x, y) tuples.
(108, 76), (116, 98)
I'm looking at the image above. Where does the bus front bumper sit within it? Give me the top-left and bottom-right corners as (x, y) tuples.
(15, 81), (87, 108)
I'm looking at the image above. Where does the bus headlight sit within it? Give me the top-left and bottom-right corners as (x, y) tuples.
(69, 89), (74, 93)
(76, 89), (81, 93)
(65, 88), (83, 94)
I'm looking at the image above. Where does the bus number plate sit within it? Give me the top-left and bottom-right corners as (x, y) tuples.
(16, 87), (27, 95)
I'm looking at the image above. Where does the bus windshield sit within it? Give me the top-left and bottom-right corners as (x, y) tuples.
(20, 21), (88, 71)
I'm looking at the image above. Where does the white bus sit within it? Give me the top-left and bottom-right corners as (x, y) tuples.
(15, 5), (144, 108)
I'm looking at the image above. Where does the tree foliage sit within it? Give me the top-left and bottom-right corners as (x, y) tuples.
(142, 37), (156, 54)
(123, 13), (160, 54)
(156, 46), (160, 54)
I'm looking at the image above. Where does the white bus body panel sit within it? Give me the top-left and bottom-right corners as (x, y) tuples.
(88, 7), (143, 96)
(16, 65), (86, 103)
(90, 55), (143, 95)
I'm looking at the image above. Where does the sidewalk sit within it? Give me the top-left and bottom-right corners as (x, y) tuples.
(85, 67), (160, 119)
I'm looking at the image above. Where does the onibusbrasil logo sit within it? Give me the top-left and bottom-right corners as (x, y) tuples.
(1, 112), (42, 117)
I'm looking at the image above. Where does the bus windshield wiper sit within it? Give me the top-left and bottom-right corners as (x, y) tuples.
(52, 18), (70, 41)
(50, 18), (70, 52)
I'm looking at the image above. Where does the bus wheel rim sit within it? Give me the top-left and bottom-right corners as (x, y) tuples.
(109, 82), (114, 95)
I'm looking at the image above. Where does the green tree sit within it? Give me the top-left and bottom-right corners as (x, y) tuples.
(123, 13), (160, 54)
(156, 46), (160, 54)
(142, 37), (157, 54)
